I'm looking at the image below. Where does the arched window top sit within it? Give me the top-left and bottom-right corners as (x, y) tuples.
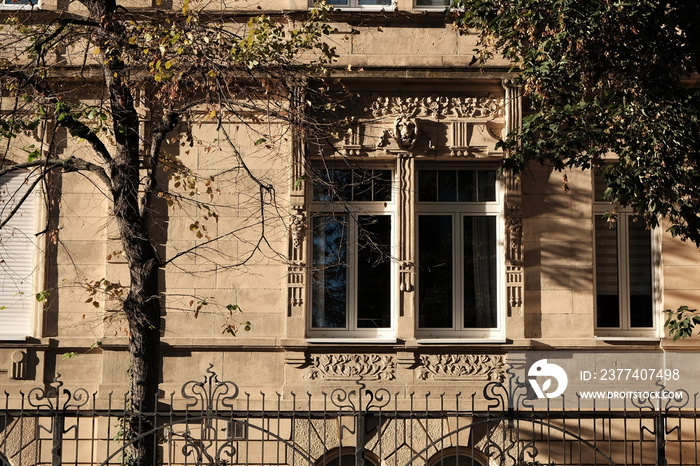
(427, 448), (490, 466)
(316, 447), (379, 466)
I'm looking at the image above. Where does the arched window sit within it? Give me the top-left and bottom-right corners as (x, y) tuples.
(316, 447), (379, 466)
(427, 448), (490, 466)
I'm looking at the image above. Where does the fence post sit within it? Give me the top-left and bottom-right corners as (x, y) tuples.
(51, 411), (63, 466)
(655, 412), (667, 466)
(355, 412), (365, 466)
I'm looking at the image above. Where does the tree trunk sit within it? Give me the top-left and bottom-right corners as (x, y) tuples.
(112, 159), (162, 465)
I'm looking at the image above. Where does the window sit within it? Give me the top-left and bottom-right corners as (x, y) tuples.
(0, 171), (37, 340)
(426, 448), (489, 466)
(593, 171), (658, 336)
(0, 0), (38, 9)
(321, 0), (394, 10)
(309, 169), (395, 338)
(415, 0), (450, 9)
(416, 168), (503, 339)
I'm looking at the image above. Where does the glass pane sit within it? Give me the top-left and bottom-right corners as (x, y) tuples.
(373, 170), (392, 201)
(312, 216), (347, 328)
(418, 170), (437, 202)
(313, 169), (352, 202)
(357, 216), (391, 328)
(418, 215), (453, 328)
(463, 216), (497, 328)
(416, 0), (450, 4)
(438, 170), (457, 201)
(628, 218), (653, 327)
(326, 0), (349, 4)
(477, 170), (497, 201)
(358, 0), (392, 4)
(595, 216), (620, 327)
(457, 170), (477, 201)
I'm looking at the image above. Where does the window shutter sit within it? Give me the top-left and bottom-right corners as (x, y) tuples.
(0, 172), (37, 340)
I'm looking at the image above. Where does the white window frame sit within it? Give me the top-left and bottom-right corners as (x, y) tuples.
(0, 0), (39, 10)
(307, 168), (397, 339)
(415, 167), (505, 340)
(313, 0), (396, 12)
(592, 210), (661, 338)
(593, 173), (660, 338)
(413, 0), (450, 11)
(0, 170), (40, 341)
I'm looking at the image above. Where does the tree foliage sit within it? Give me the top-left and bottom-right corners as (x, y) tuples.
(0, 1), (335, 463)
(452, 0), (700, 244)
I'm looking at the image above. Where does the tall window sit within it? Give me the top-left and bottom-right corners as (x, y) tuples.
(0, 171), (37, 340)
(593, 171), (657, 335)
(310, 169), (394, 337)
(416, 168), (503, 338)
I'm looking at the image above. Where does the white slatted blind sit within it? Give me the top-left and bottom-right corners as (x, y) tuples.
(0, 171), (36, 340)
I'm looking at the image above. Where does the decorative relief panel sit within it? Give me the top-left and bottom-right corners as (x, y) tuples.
(308, 354), (396, 381)
(417, 354), (506, 382)
(368, 95), (505, 119)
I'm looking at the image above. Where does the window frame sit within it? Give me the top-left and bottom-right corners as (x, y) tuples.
(592, 173), (661, 338)
(415, 166), (505, 340)
(313, 0), (396, 12)
(307, 167), (397, 339)
(0, 0), (39, 10)
(413, 0), (450, 11)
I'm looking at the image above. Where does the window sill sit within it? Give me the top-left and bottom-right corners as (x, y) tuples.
(306, 338), (398, 344)
(595, 336), (661, 343)
(416, 338), (507, 345)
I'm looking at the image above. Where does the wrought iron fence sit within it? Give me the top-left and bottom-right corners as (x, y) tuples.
(0, 365), (698, 466)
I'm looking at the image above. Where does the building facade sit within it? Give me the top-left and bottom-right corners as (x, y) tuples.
(1, 0), (700, 465)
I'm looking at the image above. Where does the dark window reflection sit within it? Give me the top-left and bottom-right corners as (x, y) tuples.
(595, 216), (620, 327)
(313, 169), (392, 202)
(419, 170), (496, 202)
(628, 218), (653, 327)
(418, 215), (453, 328)
(463, 216), (497, 328)
(312, 215), (347, 328)
(357, 216), (391, 328)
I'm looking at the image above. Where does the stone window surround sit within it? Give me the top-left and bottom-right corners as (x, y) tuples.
(286, 80), (524, 344)
(592, 174), (662, 338)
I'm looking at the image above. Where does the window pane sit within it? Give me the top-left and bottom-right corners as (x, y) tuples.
(418, 215), (453, 328)
(438, 170), (457, 201)
(326, 0), (349, 4)
(628, 218), (653, 327)
(313, 169), (352, 202)
(477, 170), (497, 201)
(463, 216), (497, 328)
(457, 170), (476, 201)
(418, 170), (437, 202)
(595, 216), (620, 327)
(312, 216), (347, 328)
(358, 0), (392, 4)
(416, 0), (450, 4)
(357, 216), (392, 328)
(373, 170), (392, 201)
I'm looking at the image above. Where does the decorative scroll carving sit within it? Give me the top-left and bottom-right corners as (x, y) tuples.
(10, 350), (27, 380)
(308, 354), (396, 381)
(369, 95), (505, 119)
(418, 354), (506, 381)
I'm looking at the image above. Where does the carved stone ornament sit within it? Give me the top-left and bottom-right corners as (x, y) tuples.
(369, 95), (505, 119)
(417, 354), (506, 381)
(308, 354), (396, 381)
(394, 114), (419, 149)
(290, 210), (306, 251)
